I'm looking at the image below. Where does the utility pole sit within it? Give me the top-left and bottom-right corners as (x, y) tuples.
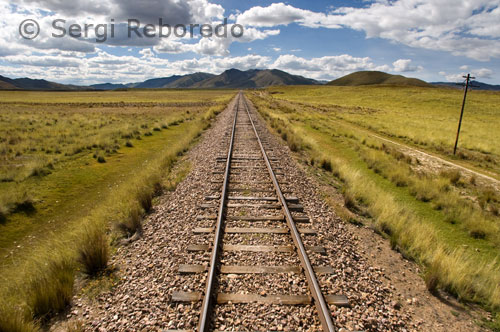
(453, 73), (475, 155)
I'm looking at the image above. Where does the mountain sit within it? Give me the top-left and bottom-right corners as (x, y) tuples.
(0, 75), (85, 90)
(163, 72), (215, 88)
(90, 83), (129, 90)
(133, 72), (214, 89)
(431, 81), (500, 91)
(192, 69), (318, 88)
(0, 79), (18, 89)
(328, 71), (431, 87)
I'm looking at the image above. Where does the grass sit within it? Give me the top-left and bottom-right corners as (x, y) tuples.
(267, 85), (500, 177)
(77, 223), (109, 276)
(27, 253), (75, 319)
(247, 87), (500, 325)
(0, 89), (235, 330)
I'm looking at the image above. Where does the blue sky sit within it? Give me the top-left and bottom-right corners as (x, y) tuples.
(0, 0), (499, 84)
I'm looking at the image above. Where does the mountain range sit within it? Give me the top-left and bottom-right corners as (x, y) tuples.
(1, 70), (499, 91)
(430, 81), (500, 91)
(0, 75), (89, 91)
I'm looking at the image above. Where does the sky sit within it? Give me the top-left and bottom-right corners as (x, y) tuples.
(0, 0), (499, 85)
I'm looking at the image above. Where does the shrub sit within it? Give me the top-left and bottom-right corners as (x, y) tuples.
(27, 256), (74, 319)
(97, 156), (106, 163)
(390, 171), (409, 187)
(320, 159), (333, 172)
(490, 205), (499, 216)
(440, 169), (461, 185)
(289, 140), (299, 152)
(30, 166), (51, 177)
(343, 191), (358, 211)
(462, 216), (495, 240)
(78, 224), (109, 276)
(469, 229), (487, 239)
(0, 206), (6, 223)
(424, 267), (439, 295)
(0, 306), (39, 332)
(13, 193), (36, 214)
(125, 141), (133, 148)
(136, 188), (153, 213)
(117, 205), (142, 237)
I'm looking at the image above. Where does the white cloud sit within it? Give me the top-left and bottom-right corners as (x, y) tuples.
(270, 54), (390, 80)
(236, 1), (500, 61)
(439, 67), (493, 82)
(0, 0), (278, 57)
(236, 3), (340, 28)
(272, 47), (281, 52)
(392, 59), (422, 72)
(139, 48), (155, 58)
(472, 68), (493, 79)
(153, 26), (279, 56)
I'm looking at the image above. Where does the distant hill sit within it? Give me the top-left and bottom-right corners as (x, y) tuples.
(0, 75), (74, 90)
(90, 83), (129, 90)
(0, 74), (86, 91)
(132, 73), (215, 89)
(192, 69), (318, 88)
(0, 79), (18, 89)
(328, 71), (431, 87)
(164, 72), (216, 88)
(431, 81), (500, 91)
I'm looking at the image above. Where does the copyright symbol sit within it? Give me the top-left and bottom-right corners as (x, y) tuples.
(19, 19), (40, 40)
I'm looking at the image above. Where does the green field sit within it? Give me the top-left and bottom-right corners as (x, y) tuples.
(247, 86), (500, 329)
(0, 89), (235, 330)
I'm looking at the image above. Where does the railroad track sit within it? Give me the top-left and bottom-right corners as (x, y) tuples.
(171, 92), (349, 331)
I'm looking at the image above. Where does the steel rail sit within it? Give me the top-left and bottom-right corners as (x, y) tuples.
(198, 93), (240, 332)
(241, 95), (336, 332)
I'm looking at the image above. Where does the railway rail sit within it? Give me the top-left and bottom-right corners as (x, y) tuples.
(171, 92), (349, 331)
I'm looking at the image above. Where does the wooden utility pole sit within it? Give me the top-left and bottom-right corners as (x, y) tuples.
(454, 73), (475, 155)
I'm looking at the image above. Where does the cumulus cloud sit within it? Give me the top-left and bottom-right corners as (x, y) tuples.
(0, 0), (272, 56)
(392, 59), (423, 72)
(236, 3), (340, 28)
(439, 67), (493, 82)
(153, 26), (279, 56)
(270, 54), (390, 80)
(473, 68), (493, 79)
(236, 1), (500, 61)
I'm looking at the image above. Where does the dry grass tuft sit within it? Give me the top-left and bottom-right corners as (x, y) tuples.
(78, 223), (109, 276)
(0, 306), (39, 332)
(116, 205), (143, 237)
(27, 255), (74, 319)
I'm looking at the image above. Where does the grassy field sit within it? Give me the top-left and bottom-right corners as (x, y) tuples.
(267, 85), (500, 177)
(247, 86), (500, 329)
(0, 89), (235, 331)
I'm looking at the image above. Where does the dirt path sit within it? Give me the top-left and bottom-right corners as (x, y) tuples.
(369, 132), (499, 187)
